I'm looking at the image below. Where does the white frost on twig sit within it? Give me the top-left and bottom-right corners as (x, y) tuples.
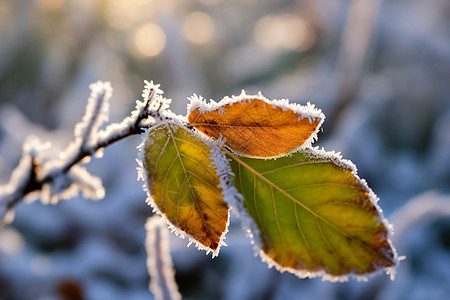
(35, 82), (112, 204)
(41, 81), (113, 180)
(29, 165), (105, 205)
(1, 80), (166, 223)
(95, 80), (169, 144)
(74, 81), (112, 148)
(0, 136), (50, 222)
(146, 216), (181, 300)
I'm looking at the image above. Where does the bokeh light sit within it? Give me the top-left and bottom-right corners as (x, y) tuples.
(183, 11), (216, 45)
(254, 13), (316, 52)
(36, 0), (66, 11)
(0, 1), (12, 24)
(198, 0), (224, 6)
(104, 0), (155, 30)
(132, 23), (166, 57)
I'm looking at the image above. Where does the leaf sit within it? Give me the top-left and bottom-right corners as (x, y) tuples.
(228, 148), (398, 280)
(187, 92), (324, 158)
(139, 121), (230, 255)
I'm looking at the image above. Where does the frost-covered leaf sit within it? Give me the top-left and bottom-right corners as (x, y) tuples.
(139, 121), (231, 255)
(187, 92), (324, 158)
(228, 148), (398, 280)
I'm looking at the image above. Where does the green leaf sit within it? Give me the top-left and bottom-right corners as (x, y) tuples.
(228, 148), (398, 280)
(139, 121), (230, 255)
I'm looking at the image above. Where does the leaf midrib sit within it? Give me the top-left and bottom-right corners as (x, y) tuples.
(189, 122), (314, 128)
(226, 150), (391, 263)
(167, 124), (215, 246)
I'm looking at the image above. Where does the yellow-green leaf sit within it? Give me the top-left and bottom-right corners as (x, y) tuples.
(139, 121), (230, 254)
(187, 92), (324, 158)
(228, 148), (398, 280)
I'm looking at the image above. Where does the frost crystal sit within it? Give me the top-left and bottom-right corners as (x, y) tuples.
(187, 90), (325, 122)
(146, 216), (181, 300)
(0, 136), (49, 222)
(137, 120), (240, 257)
(1, 79), (171, 225)
(74, 81), (112, 148)
(187, 90), (325, 154)
(235, 146), (401, 282)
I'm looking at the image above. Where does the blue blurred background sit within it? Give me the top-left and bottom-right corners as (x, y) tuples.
(1, 0), (450, 299)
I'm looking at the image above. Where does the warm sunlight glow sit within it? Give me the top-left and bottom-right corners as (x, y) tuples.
(254, 15), (279, 50)
(133, 23), (166, 57)
(183, 12), (216, 45)
(281, 14), (316, 51)
(36, 0), (65, 11)
(199, 0), (224, 6)
(105, 7), (133, 30)
(0, 1), (12, 22)
(105, 0), (155, 30)
(254, 13), (316, 52)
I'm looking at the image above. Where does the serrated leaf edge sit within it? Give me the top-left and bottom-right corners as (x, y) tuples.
(187, 91), (325, 157)
(137, 120), (241, 258)
(228, 146), (401, 281)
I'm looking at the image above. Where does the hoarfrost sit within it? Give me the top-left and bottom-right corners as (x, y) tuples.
(137, 120), (241, 258)
(24, 166), (104, 206)
(145, 216), (181, 300)
(186, 90), (325, 153)
(74, 81), (112, 148)
(230, 146), (400, 282)
(0, 136), (50, 223)
(1, 80), (165, 222)
(187, 90), (325, 122)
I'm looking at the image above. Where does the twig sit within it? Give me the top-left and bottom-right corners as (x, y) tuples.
(146, 216), (181, 300)
(0, 80), (168, 224)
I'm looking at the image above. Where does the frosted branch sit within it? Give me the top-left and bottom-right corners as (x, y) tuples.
(145, 216), (181, 300)
(74, 81), (112, 148)
(0, 80), (169, 224)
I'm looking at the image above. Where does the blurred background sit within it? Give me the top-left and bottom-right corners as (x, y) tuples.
(1, 0), (450, 299)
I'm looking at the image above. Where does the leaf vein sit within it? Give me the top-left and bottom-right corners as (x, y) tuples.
(168, 124), (216, 245)
(228, 150), (391, 263)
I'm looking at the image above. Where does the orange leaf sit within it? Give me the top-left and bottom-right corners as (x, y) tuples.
(187, 92), (324, 158)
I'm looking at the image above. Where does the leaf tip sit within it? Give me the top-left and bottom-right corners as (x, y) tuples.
(139, 121), (234, 258)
